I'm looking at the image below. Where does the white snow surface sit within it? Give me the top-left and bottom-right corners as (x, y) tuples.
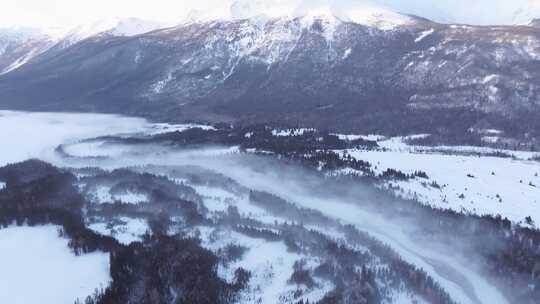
(0, 225), (110, 304)
(0, 182), (5, 190)
(89, 186), (148, 205)
(415, 28), (434, 42)
(89, 217), (149, 245)
(146, 122), (216, 135)
(345, 136), (540, 224)
(195, 227), (332, 304)
(1, 47), (43, 74)
(191, 184), (284, 225)
(333, 133), (386, 141)
(272, 128), (315, 137)
(92, 186), (113, 203)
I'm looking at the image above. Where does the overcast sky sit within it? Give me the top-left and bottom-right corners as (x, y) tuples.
(1, 0), (539, 29)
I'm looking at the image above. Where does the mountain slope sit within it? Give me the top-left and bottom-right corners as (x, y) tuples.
(1, 14), (540, 137)
(0, 18), (166, 75)
(0, 28), (55, 75)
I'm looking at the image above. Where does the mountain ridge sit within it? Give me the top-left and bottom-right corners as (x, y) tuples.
(1, 14), (540, 140)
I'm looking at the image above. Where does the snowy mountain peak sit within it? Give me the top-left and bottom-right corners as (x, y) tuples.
(107, 18), (168, 36)
(183, 0), (411, 31)
(61, 17), (166, 45)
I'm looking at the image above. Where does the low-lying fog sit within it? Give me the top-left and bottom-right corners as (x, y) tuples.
(0, 111), (509, 304)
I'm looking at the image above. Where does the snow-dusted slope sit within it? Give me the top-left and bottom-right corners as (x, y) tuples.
(0, 18), (167, 75)
(0, 27), (54, 74)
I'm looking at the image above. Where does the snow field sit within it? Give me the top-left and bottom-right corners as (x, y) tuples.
(345, 136), (540, 224)
(0, 225), (110, 304)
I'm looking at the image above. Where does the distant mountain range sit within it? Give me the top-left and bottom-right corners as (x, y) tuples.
(1, 7), (540, 139)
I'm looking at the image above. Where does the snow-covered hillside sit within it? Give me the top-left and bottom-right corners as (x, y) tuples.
(0, 225), (110, 304)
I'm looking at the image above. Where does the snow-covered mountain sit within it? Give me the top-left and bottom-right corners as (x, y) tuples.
(57, 17), (168, 48)
(2, 8), (540, 140)
(187, 0), (540, 26)
(0, 18), (167, 75)
(0, 27), (55, 75)
(191, 0), (411, 30)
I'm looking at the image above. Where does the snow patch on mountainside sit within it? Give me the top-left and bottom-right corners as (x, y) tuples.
(1, 50), (35, 74)
(415, 28), (435, 43)
(345, 4), (411, 30)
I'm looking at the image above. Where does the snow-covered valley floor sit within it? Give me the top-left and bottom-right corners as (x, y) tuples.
(339, 136), (540, 225)
(1, 112), (538, 304)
